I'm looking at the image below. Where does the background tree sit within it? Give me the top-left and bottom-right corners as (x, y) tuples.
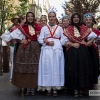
(15, 0), (29, 16)
(0, 0), (29, 34)
(62, 0), (100, 17)
(0, 0), (15, 73)
(0, 0), (15, 34)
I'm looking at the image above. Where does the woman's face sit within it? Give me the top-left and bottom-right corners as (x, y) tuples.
(85, 17), (93, 27)
(62, 18), (70, 27)
(73, 14), (80, 24)
(40, 17), (47, 27)
(48, 12), (56, 24)
(27, 13), (34, 23)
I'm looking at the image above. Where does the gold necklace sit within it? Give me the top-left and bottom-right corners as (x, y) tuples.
(74, 26), (80, 37)
(28, 25), (35, 36)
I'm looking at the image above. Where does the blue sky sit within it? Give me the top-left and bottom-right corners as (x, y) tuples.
(48, 0), (66, 18)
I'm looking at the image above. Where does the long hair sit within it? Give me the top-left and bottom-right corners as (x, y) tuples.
(24, 12), (36, 28)
(71, 12), (83, 32)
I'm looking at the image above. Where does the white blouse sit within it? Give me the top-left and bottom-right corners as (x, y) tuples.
(38, 25), (68, 49)
(0, 28), (25, 42)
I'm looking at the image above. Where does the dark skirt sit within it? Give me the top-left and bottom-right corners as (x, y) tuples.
(12, 41), (40, 88)
(88, 45), (99, 84)
(65, 45), (93, 89)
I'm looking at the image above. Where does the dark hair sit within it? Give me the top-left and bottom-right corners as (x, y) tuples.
(24, 12), (35, 28)
(92, 16), (96, 25)
(71, 12), (83, 32)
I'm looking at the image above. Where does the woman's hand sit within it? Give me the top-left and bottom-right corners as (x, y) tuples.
(48, 41), (54, 46)
(43, 38), (48, 43)
(81, 40), (87, 45)
(43, 38), (54, 46)
(21, 39), (28, 44)
(86, 42), (92, 46)
(64, 42), (80, 48)
(73, 43), (80, 48)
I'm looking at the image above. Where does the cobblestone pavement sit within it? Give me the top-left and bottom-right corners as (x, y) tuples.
(0, 72), (100, 100)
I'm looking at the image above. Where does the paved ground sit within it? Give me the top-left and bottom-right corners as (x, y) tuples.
(0, 72), (100, 100)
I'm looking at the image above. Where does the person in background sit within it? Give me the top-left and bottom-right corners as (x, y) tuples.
(84, 13), (100, 85)
(58, 19), (63, 27)
(8, 16), (20, 82)
(38, 6), (67, 96)
(19, 15), (26, 25)
(35, 17), (40, 25)
(62, 15), (70, 91)
(62, 15), (70, 29)
(40, 15), (47, 27)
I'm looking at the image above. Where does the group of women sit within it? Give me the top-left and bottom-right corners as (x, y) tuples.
(0, 6), (100, 97)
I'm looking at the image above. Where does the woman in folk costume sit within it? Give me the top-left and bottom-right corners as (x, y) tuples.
(62, 15), (70, 91)
(62, 15), (70, 29)
(64, 12), (97, 97)
(38, 6), (68, 96)
(84, 13), (100, 85)
(62, 15), (70, 60)
(1, 12), (41, 95)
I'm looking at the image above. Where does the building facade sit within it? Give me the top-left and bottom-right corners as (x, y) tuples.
(29, 0), (50, 17)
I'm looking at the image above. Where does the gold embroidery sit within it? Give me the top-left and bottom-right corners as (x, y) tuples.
(74, 26), (80, 37)
(28, 25), (35, 36)
(64, 26), (91, 43)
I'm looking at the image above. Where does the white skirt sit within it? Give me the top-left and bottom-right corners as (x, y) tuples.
(38, 47), (64, 90)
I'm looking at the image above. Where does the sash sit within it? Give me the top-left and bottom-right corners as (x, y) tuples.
(47, 25), (58, 38)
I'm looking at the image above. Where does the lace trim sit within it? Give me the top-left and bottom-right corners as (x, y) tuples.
(37, 86), (63, 91)
(74, 26), (80, 37)
(28, 25), (35, 36)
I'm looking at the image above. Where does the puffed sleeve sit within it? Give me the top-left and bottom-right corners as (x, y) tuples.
(60, 27), (69, 45)
(10, 28), (25, 40)
(38, 27), (46, 46)
(87, 31), (97, 40)
(0, 28), (25, 42)
(0, 31), (11, 42)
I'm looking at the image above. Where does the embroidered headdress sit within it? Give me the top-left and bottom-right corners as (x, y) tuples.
(84, 13), (94, 19)
(84, 13), (96, 24)
(48, 6), (57, 14)
(62, 14), (70, 21)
